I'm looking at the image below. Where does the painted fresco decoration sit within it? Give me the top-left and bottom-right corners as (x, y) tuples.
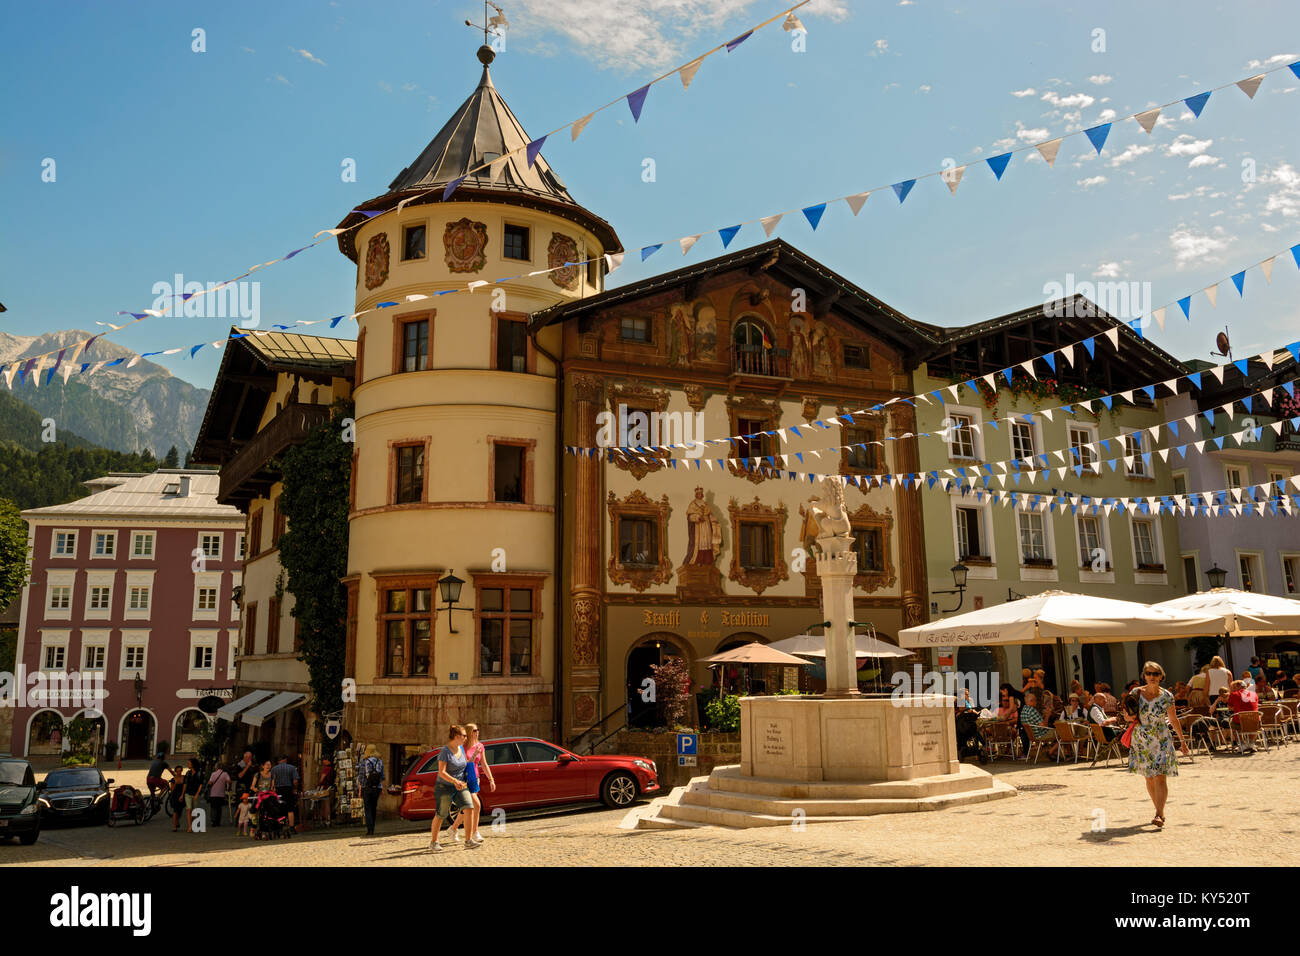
(443, 218), (489, 273)
(789, 316), (812, 380)
(809, 318), (835, 381)
(683, 487), (724, 566)
(548, 233), (580, 290)
(666, 300), (718, 368)
(364, 233), (390, 290)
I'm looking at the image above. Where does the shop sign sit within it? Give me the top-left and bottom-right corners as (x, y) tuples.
(324, 718), (342, 740)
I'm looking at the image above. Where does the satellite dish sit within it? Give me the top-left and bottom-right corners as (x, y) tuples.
(1215, 331), (1231, 355)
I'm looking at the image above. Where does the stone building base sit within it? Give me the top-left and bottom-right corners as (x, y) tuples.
(345, 686), (554, 754)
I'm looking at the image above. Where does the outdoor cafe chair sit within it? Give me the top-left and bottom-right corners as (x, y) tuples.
(983, 720), (1020, 760)
(1183, 715), (1221, 757)
(1231, 711), (1269, 752)
(1277, 700), (1300, 740)
(1258, 704), (1287, 747)
(1052, 721), (1091, 763)
(1089, 724), (1124, 768)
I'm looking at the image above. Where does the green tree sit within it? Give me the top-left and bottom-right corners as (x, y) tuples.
(163, 445), (180, 468)
(278, 401), (353, 737)
(0, 498), (29, 615)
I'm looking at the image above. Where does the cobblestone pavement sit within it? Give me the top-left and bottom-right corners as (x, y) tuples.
(6, 745), (1300, 866)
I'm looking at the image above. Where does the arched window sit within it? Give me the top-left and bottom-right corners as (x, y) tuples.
(28, 710), (65, 755)
(174, 709), (207, 754)
(732, 318), (777, 376)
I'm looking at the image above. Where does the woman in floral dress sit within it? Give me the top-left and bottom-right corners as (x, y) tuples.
(1129, 661), (1190, 828)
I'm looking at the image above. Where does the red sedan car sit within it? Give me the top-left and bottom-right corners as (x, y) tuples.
(400, 737), (658, 819)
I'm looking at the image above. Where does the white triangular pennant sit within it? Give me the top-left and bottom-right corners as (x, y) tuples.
(1158, 447), (1170, 462)
(1036, 138), (1063, 166)
(1203, 284), (1218, 308)
(1020, 360), (1038, 380)
(1237, 75), (1265, 99)
(1261, 257), (1276, 283)
(1059, 346), (1074, 368)
(1152, 307), (1166, 330)
(844, 191), (870, 216)
(760, 214), (783, 237)
(679, 56), (705, 90)
(1261, 351), (1276, 371)
(571, 113), (594, 142)
(1104, 327), (1120, 350)
(1207, 364), (1226, 383)
(943, 165), (965, 195)
(1135, 108), (1161, 134)
(679, 234), (702, 255)
(604, 252), (624, 273)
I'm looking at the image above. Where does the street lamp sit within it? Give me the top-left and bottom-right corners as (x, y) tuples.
(1205, 563), (1228, 590)
(932, 563), (970, 613)
(438, 570), (465, 633)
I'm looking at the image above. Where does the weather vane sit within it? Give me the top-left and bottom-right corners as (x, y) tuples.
(464, 2), (509, 46)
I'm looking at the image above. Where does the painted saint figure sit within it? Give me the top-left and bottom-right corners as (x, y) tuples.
(684, 487), (723, 565)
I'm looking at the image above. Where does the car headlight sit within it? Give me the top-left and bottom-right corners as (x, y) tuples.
(20, 804), (39, 815)
(37, 797), (51, 809)
(633, 760), (653, 772)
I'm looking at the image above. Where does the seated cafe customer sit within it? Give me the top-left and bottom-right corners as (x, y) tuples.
(1086, 691), (1123, 741)
(1020, 689), (1059, 759)
(1221, 680), (1259, 754)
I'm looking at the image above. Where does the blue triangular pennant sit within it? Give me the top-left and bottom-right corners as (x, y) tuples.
(1002, 367), (1014, 385)
(986, 152), (1012, 180)
(641, 244), (662, 261)
(892, 179), (916, 203)
(1233, 359), (1249, 376)
(443, 176), (466, 201)
(1082, 337), (1095, 359)
(1141, 385), (1155, 401)
(1100, 395), (1113, 409)
(1204, 408), (1215, 426)
(525, 135), (548, 168)
(725, 30), (753, 52)
(1178, 296), (1192, 320)
(627, 84), (651, 123)
(802, 203), (827, 231)
(1084, 123), (1111, 153)
(1187, 371), (1201, 390)
(719, 225), (741, 249)
(1043, 352), (1056, 372)
(1184, 91), (1211, 118)
(1231, 271), (1246, 296)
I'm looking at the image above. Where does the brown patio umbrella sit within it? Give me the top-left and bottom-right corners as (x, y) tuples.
(701, 642), (810, 665)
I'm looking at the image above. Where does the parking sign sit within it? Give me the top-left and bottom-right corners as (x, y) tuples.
(677, 733), (697, 756)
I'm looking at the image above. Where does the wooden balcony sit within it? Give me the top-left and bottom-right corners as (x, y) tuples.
(218, 402), (333, 506)
(730, 344), (790, 380)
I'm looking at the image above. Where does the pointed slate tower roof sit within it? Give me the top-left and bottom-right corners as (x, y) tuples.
(337, 46), (620, 261)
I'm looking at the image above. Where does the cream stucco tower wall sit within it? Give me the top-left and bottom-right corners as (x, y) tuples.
(339, 46), (620, 752)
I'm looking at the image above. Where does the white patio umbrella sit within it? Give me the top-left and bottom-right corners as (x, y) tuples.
(1152, 589), (1300, 638)
(768, 633), (914, 659)
(898, 589), (1224, 648)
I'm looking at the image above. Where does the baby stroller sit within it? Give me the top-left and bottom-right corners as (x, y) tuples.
(954, 711), (988, 763)
(253, 790), (293, 840)
(107, 784), (154, 826)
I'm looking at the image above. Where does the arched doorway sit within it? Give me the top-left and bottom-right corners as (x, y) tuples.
(625, 634), (689, 729)
(122, 709), (156, 759)
(71, 710), (108, 758)
(27, 710), (65, 756)
(173, 709), (207, 754)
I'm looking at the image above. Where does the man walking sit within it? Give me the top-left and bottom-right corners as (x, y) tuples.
(271, 755), (301, 831)
(358, 745), (384, 837)
(207, 764), (232, 826)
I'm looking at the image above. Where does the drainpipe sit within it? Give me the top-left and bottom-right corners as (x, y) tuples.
(530, 324), (564, 743)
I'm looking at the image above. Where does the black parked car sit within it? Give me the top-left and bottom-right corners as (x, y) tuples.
(37, 767), (113, 826)
(0, 757), (42, 844)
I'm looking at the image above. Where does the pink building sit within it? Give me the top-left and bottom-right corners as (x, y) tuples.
(11, 471), (244, 759)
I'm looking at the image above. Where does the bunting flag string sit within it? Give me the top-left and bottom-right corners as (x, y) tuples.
(0, 4), (810, 378)
(563, 238), (1300, 454)
(594, 376), (1298, 489)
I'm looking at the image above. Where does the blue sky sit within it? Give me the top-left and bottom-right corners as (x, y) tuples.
(3, 0), (1299, 389)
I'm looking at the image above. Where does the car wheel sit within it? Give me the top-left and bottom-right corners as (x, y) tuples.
(601, 772), (638, 808)
(19, 828), (39, 846)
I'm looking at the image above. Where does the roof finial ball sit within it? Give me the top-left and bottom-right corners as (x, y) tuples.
(477, 44), (495, 67)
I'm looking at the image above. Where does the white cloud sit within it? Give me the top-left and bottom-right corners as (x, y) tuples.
(1246, 53), (1297, 69)
(1088, 74), (1113, 85)
(1261, 162), (1300, 217)
(507, 0), (849, 71)
(241, 46), (255, 54)
(1017, 127), (1050, 142)
(873, 38), (889, 54)
(378, 81), (392, 94)
(1187, 154), (1221, 169)
(289, 46), (326, 66)
(1010, 87), (1036, 98)
(1168, 192), (1192, 201)
(1168, 226), (1230, 268)
(1108, 144), (1153, 167)
(917, 84), (932, 93)
(899, 0), (914, 5)
(1041, 90), (1095, 109)
(1096, 108), (1117, 122)
(402, 82), (418, 92)
(1166, 135), (1213, 157)
(1094, 262), (1121, 278)
(1077, 175), (1107, 189)
(270, 73), (291, 85)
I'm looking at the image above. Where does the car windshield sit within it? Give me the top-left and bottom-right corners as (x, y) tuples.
(44, 769), (102, 788)
(0, 763), (28, 786)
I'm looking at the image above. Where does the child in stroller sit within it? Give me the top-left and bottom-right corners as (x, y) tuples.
(107, 784), (154, 826)
(253, 790), (294, 840)
(954, 711), (989, 763)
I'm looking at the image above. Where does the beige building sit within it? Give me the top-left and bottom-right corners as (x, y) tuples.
(192, 329), (355, 760)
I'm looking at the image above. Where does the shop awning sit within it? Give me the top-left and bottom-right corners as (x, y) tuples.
(215, 689), (275, 722)
(241, 691), (306, 728)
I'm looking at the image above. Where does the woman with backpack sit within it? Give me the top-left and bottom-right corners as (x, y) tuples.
(358, 745), (384, 837)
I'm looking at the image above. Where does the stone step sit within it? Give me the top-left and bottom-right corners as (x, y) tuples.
(678, 779), (1014, 817)
(704, 762), (998, 799)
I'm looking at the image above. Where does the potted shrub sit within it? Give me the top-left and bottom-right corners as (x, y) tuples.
(103, 741), (118, 762)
